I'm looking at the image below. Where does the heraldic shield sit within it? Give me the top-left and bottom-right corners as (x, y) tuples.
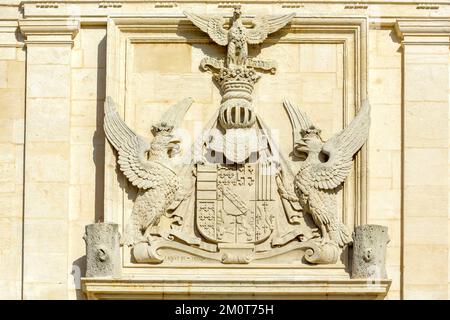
(196, 163), (276, 244)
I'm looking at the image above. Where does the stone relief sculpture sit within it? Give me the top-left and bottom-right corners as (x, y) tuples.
(101, 8), (379, 269)
(184, 7), (294, 68)
(283, 99), (371, 247)
(103, 97), (194, 247)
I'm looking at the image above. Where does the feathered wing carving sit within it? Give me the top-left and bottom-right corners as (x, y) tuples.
(283, 99), (315, 157)
(104, 97), (164, 190)
(104, 97), (194, 246)
(312, 100), (370, 190)
(246, 13), (296, 44)
(183, 11), (228, 46)
(283, 99), (370, 187)
(104, 96), (194, 190)
(283, 99), (370, 247)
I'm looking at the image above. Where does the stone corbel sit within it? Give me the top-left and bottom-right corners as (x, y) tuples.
(394, 19), (450, 46)
(18, 19), (79, 46)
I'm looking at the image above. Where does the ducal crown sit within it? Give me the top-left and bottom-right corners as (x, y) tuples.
(301, 126), (322, 138)
(152, 122), (174, 136)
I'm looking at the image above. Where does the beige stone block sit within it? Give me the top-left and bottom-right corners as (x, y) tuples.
(299, 44), (337, 73)
(369, 29), (401, 70)
(129, 73), (155, 104)
(404, 284), (448, 300)
(26, 98), (70, 142)
(405, 64), (448, 102)
(0, 217), (22, 253)
(0, 88), (25, 119)
(6, 60), (25, 89)
(0, 47), (16, 60)
(0, 280), (21, 300)
(70, 144), (97, 185)
(25, 142), (69, 183)
(71, 68), (106, 100)
(385, 246), (401, 268)
(27, 46), (71, 65)
(368, 189), (400, 220)
(404, 148), (447, 187)
(405, 44), (449, 56)
(23, 252), (68, 283)
(301, 73), (336, 103)
(259, 43), (300, 73)
(386, 266), (401, 291)
(71, 100), (102, 127)
(80, 27), (106, 69)
(24, 183), (69, 219)
(16, 47), (25, 62)
(0, 61), (7, 88)
(23, 282), (67, 300)
(255, 73), (302, 103)
(369, 177), (392, 190)
(134, 43), (191, 73)
(404, 245), (448, 285)
(369, 104), (401, 150)
(68, 185), (81, 221)
(80, 184), (96, 215)
(405, 53), (449, 65)
(71, 49), (83, 68)
(0, 118), (13, 143)
(13, 119), (24, 145)
(27, 64), (71, 99)
(386, 290), (401, 300)
(369, 68), (401, 105)
(0, 193), (22, 218)
(404, 217), (448, 245)
(404, 102), (448, 148)
(23, 219), (68, 253)
(70, 126), (103, 145)
(404, 186), (448, 217)
(0, 162), (16, 192)
(0, 143), (14, 162)
(368, 149), (392, 178)
(152, 74), (213, 104)
(391, 151), (401, 190)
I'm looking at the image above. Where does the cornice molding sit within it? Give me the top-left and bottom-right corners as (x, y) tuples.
(394, 19), (450, 45)
(82, 277), (392, 300)
(0, 19), (23, 48)
(18, 18), (80, 45)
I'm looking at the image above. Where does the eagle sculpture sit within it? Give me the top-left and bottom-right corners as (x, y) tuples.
(104, 97), (193, 246)
(184, 7), (295, 67)
(283, 99), (370, 247)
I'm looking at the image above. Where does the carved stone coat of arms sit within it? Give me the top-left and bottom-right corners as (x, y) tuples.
(103, 7), (370, 266)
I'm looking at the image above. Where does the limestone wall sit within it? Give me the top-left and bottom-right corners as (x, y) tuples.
(0, 0), (450, 300)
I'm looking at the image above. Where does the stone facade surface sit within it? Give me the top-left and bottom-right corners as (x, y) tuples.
(0, 0), (449, 300)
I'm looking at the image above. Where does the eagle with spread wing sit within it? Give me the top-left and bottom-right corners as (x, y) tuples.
(184, 7), (295, 67)
(283, 99), (370, 247)
(104, 97), (193, 246)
